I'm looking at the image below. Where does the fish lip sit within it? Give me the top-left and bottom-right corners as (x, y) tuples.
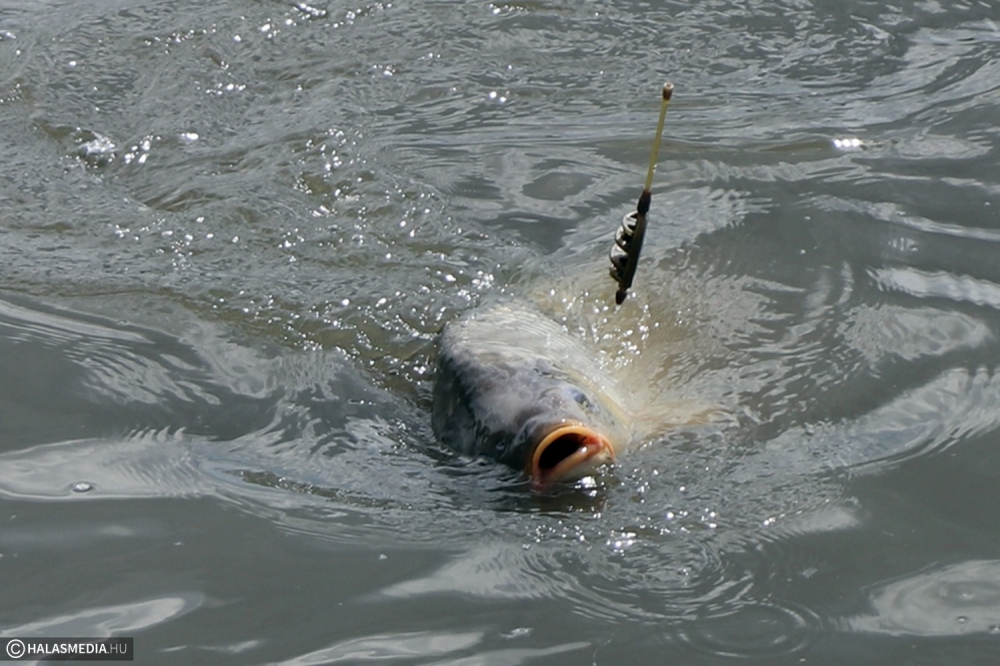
(528, 423), (616, 490)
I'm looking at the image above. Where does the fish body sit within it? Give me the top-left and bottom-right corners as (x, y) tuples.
(432, 302), (635, 487)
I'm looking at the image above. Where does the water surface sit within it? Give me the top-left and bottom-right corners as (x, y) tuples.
(1, 0), (1000, 663)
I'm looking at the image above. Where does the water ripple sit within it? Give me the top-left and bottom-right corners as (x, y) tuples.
(675, 600), (822, 660)
(2, 0), (1000, 661)
(848, 560), (1000, 637)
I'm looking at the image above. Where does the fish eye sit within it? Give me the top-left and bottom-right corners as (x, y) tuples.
(566, 386), (591, 407)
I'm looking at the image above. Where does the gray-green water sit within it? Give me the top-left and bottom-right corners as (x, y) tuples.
(2, 1), (1000, 663)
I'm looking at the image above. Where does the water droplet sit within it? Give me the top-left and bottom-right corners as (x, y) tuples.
(72, 482), (93, 493)
(294, 1), (328, 18)
(833, 136), (864, 151)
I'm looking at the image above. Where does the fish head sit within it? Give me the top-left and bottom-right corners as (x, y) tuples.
(501, 373), (620, 488)
(432, 305), (633, 489)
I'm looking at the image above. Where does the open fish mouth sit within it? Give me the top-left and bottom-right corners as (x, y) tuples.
(528, 423), (616, 489)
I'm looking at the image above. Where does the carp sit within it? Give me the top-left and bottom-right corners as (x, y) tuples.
(432, 302), (636, 489)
